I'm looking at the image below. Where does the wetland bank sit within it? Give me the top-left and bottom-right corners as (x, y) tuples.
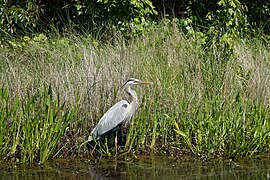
(1, 1), (270, 177)
(1, 25), (270, 163)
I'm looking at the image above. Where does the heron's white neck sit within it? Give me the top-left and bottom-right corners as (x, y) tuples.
(125, 85), (138, 112)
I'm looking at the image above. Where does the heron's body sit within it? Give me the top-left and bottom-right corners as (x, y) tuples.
(87, 78), (152, 145)
(89, 99), (137, 141)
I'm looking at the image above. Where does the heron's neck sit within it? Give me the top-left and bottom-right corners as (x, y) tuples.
(125, 86), (138, 110)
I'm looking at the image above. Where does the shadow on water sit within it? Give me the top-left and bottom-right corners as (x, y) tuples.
(0, 155), (270, 179)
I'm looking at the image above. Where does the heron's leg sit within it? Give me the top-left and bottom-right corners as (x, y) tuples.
(91, 142), (97, 155)
(115, 131), (118, 156)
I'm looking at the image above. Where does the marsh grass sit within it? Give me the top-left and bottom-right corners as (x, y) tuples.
(0, 85), (74, 163)
(0, 23), (270, 162)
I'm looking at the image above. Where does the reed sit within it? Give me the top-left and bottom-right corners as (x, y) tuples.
(0, 22), (269, 161)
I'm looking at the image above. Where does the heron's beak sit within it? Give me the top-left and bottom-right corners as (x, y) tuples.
(140, 81), (153, 85)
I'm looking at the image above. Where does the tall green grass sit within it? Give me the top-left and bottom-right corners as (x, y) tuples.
(0, 86), (74, 163)
(0, 23), (270, 161)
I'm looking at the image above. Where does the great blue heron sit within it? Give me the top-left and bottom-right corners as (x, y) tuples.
(86, 78), (153, 153)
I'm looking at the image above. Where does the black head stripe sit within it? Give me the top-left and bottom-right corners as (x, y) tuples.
(127, 78), (136, 82)
(125, 78), (134, 84)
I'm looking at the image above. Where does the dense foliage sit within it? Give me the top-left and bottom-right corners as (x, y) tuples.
(1, 0), (269, 39)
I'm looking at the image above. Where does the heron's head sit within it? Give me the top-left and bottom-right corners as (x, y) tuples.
(121, 78), (153, 91)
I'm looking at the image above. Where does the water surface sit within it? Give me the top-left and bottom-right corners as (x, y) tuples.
(0, 156), (269, 179)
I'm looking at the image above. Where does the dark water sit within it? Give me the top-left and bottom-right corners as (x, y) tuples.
(0, 156), (269, 179)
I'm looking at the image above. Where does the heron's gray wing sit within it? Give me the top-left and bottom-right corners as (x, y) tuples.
(91, 100), (130, 139)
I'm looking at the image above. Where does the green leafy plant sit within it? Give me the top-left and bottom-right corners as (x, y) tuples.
(206, 0), (249, 48)
(0, 0), (43, 40)
(0, 86), (74, 164)
(75, 0), (157, 34)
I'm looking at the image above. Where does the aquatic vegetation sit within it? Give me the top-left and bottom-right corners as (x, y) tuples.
(0, 23), (270, 162)
(0, 86), (74, 163)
